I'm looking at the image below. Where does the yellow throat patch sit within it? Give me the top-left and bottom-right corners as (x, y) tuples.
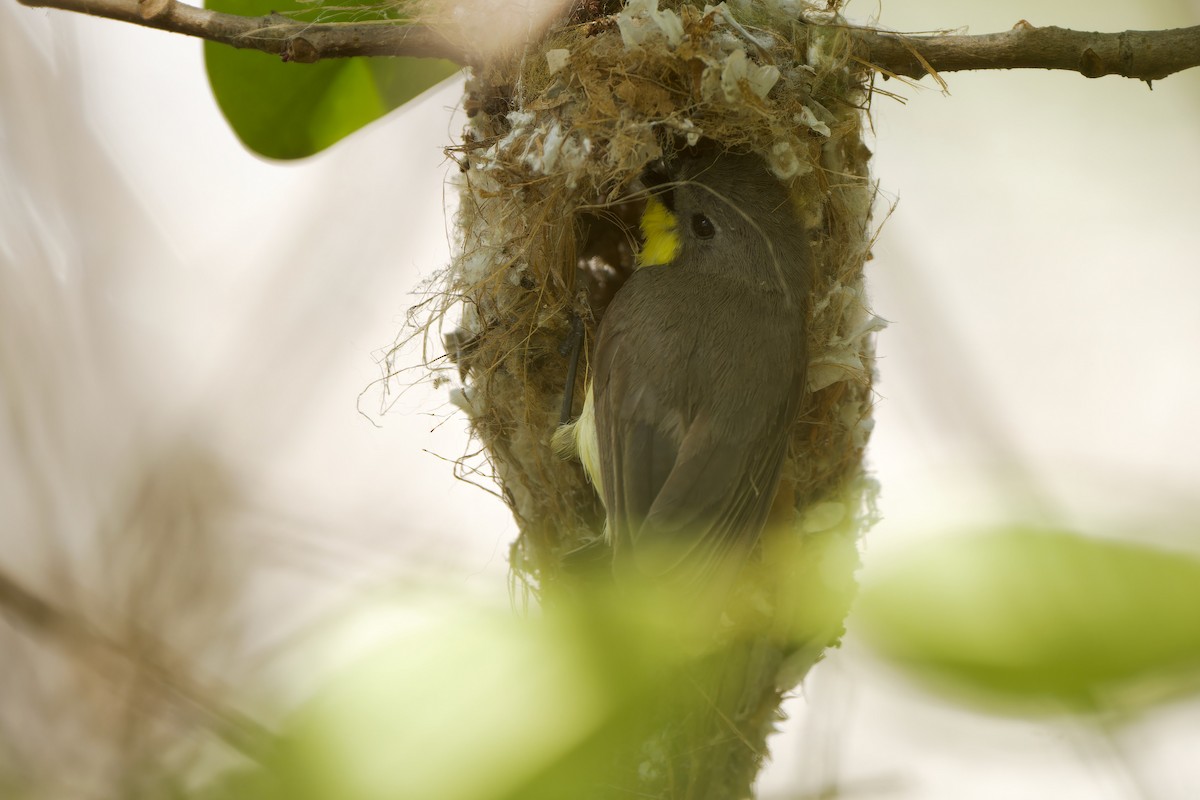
(638, 195), (680, 268)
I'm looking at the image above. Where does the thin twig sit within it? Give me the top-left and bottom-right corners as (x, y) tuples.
(17, 0), (469, 63)
(0, 568), (277, 763)
(852, 20), (1200, 84)
(15, 0), (1200, 83)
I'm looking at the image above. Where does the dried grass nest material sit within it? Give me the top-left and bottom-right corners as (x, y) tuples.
(430, 0), (883, 601)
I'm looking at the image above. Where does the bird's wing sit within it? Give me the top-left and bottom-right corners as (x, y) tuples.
(633, 398), (795, 585)
(594, 311), (803, 588)
(592, 331), (683, 547)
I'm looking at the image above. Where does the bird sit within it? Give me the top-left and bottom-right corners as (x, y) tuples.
(557, 145), (813, 594)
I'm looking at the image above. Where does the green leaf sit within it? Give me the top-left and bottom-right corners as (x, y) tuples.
(856, 528), (1200, 714)
(204, 0), (459, 159)
(224, 586), (793, 800)
(257, 593), (700, 800)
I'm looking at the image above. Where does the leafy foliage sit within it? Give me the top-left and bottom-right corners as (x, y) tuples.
(857, 528), (1200, 713)
(204, 0), (459, 158)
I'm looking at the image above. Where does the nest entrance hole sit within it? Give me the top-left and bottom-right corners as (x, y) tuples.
(572, 196), (644, 327)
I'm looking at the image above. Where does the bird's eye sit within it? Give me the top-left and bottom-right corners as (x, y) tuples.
(691, 213), (715, 239)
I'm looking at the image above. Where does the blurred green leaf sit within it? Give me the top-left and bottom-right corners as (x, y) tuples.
(240, 592), (697, 800)
(204, 0), (459, 159)
(203, 585), (802, 800)
(856, 528), (1200, 713)
(274, 601), (613, 800)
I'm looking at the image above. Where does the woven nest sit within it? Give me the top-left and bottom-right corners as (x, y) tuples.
(427, 0), (881, 611)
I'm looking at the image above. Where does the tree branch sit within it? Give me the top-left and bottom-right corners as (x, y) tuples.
(15, 0), (1200, 84)
(16, 0), (470, 63)
(853, 20), (1200, 84)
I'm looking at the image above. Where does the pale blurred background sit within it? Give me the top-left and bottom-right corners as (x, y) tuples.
(1, 0), (1198, 797)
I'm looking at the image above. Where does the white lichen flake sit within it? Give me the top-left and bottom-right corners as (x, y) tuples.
(617, 0), (684, 48)
(769, 140), (806, 180)
(717, 48), (781, 102)
(545, 48), (570, 74)
(795, 105), (831, 137)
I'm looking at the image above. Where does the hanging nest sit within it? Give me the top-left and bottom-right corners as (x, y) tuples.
(404, 2), (886, 794)
(426, 0), (882, 625)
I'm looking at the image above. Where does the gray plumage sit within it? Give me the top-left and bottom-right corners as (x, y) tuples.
(592, 150), (813, 588)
